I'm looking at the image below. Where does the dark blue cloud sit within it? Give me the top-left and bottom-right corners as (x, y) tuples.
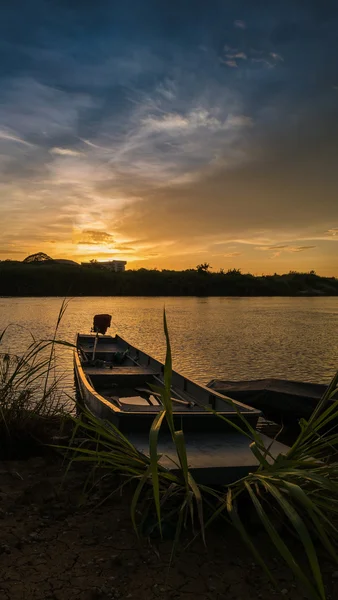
(6, 6), (337, 129)
(1, 0), (337, 153)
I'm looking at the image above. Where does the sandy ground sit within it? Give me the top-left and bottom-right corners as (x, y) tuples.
(0, 456), (337, 600)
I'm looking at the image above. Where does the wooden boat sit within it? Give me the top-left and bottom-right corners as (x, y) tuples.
(74, 320), (289, 484)
(207, 378), (338, 426)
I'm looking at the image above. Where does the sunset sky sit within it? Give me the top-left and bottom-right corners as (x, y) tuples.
(0, 1), (337, 274)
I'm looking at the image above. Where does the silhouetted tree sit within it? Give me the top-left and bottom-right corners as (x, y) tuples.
(196, 263), (211, 273)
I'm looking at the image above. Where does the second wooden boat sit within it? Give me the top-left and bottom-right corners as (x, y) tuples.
(207, 378), (337, 425)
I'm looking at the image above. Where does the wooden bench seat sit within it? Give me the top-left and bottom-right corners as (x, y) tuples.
(79, 343), (121, 353)
(83, 366), (159, 376)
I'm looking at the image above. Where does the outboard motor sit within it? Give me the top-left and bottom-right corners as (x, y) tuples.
(91, 314), (112, 361)
(92, 314), (112, 335)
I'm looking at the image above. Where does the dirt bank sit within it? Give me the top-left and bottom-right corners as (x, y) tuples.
(0, 456), (337, 600)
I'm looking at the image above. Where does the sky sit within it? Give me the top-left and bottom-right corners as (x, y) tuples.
(0, 1), (338, 274)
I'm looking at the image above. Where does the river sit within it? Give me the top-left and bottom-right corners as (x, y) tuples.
(0, 297), (337, 397)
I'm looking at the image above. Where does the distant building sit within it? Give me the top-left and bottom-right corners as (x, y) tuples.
(81, 260), (127, 272)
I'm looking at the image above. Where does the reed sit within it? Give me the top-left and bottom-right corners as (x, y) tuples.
(0, 300), (73, 458)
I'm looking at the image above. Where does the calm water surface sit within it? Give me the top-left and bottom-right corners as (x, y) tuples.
(0, 297), (337, 395)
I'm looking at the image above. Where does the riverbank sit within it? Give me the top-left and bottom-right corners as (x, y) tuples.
(2, 455), (337, 600)
(1, 262), (337, 296)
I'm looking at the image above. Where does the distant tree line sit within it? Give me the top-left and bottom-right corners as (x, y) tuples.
(0, 260), (337, 296)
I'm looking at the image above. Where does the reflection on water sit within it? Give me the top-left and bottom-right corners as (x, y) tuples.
(0, 296), (337, 397)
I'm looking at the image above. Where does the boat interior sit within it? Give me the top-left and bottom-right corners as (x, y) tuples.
(77, 334), (202, 413)
(76, 333), (261, 432)
(76, 333), (264, 438)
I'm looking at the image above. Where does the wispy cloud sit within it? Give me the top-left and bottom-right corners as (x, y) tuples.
(270, 52), (284, 62)
(251, 57), (274, 68)
(80, 139), (112, 151)
(0, 78), (94, 139)
(221, 46), (282, 72)
(156, 81), (176, 101)
(0, 128), (33, 147)
(256, 245), (289, 251)
(141, 109), (244, 135)
(257, 244), (316, 253)
(78, 230), (115, 245)
(256, 244), (316, 259)
(234, 20), (246, 29)
(226, 115), (253, 127)
(225, 52), (247, 60)
(50, 147), (83, 157)
(142, 113), (189, 131)
(114, 243), (135, 251)
(289, 246), (316, 252)
(222, 59), (238, 68)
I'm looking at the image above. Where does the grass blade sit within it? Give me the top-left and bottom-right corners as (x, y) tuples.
(226, 487), (277, 585)
(244, 481), (322, 600)
(131, 466), (152, 536)
(149, 410), (166, 537)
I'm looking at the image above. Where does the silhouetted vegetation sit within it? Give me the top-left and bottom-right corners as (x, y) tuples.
(0, 261), (337, 296)
(196, 262), (212, 274)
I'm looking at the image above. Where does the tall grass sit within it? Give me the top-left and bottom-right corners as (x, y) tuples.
(0, 299), (73, 457)
(64, 309), (338, 599)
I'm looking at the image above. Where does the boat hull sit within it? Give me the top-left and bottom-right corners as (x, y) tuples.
(73, 334), (291, 484)
(74, 333), (262, 433)
(207, 378), (337, 425)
